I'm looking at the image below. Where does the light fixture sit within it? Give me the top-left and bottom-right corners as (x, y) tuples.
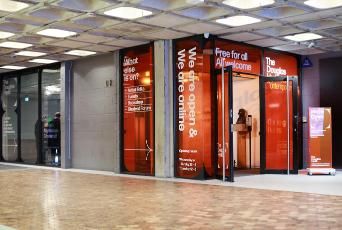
(15, 51), (46, 57)
(284, 32), (323, 42)
(29, 59), (58, 64)
(223, 0), (275, 9)
(0, 0), (29, 12)
(308, 41), (315, 48)
(104, 7), (152, 19)
(0, 41), (32, 49)
(216, 15), (261, 27)
(64, 50), (96, 56)
(0, 65), (26, 70)
(36, 28), (77, 38)
(0, 31), (15, 39)
(304, 0), (342, 9)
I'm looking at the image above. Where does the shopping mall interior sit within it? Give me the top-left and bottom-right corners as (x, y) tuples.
(0, 0), (341, 229)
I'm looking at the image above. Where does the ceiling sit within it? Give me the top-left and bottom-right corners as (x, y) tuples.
(0, 0), (341, 73)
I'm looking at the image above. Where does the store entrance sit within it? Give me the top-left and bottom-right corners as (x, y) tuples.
(260, 77), (299, 174)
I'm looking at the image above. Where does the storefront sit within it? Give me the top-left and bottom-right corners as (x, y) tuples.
(0, 64), (62, 166)
(173, 35), (301, 181)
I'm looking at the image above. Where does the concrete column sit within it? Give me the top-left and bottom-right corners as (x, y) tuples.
(113, 51), (121, 173)
(154, 40), (174, 178)
(61, 61), (73, 169)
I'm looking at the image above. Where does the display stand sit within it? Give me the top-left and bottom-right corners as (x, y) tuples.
(307, 107), (335, 176)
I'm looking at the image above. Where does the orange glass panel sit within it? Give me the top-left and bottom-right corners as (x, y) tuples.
(308, 107), (332, 168)
(265, 81), (293, 170)
(215, 39), (262, 75)
(174, 38), (213, 179)
(263, 50), (298, 77)
(122, 44), (154, 175)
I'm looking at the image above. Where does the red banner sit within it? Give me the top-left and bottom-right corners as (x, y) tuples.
(263, 50), (298, 77)
(122, 44), (154, 175)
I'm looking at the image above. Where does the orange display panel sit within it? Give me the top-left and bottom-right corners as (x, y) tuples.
(215, 39), (262, 75)
(263, 50), (298, 77)
(265, 81), (293, 170)
(308, 107), (332, 168)
(174, 37), (214, 179)
(122, 44), (154, 175)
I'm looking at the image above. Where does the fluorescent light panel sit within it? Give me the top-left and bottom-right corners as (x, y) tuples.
(0, 31), (15, 39)
(284, 32), (323, 42)
(29, 59), (58, 64)
(0, 41), (32, 49)
(15, 51), (46, 57)
(223, 0), (274, 9)
(104, 7), (152, 19)
(37, 29), (77, 38)
(65, 50), (96, 56)
(0, 0), (29, 12)
(304, 0), (342, 9)
(216, 15), (261, 27)
(0, 65), (26, 70)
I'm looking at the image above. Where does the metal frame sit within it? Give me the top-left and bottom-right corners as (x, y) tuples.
(260, 76), (299, 174)
(119, 43), (156, 176)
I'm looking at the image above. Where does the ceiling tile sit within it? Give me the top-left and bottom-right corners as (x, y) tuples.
(84, 44), (121, 52)
(72, 15), (122, 28)
(271, 43), (309, 52)
(138, 13), (194, 28)
(254, 6), (308, 19)
(247, 38), (289, 47)
(0, 22), (36, 33)
(323, 26), (342, 37)
(291, 48), (325, 55)
(30, 7), (79, 21)
(15, 35), (55, 44)
(55, 0), (113, 12)
(47, 40), (93, 49)
(109, 22), (158, 35)
(144, 29), (191, 39)
(5, 15), (52, 26)
(175, 6), (231, 20)
(175, 22), (226, 34)
(220, 32), (265, 42)
(255, 26), (303, 37)
(104, 39), (149, 47)
(296, 19), (341, 30)
(68, 33), (114, 43)
(137, 0), (200, 11)
(212, 20), (282, 35)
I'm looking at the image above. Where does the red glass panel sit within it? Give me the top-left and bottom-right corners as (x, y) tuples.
(265, 81), (293, 170)
(215, 39), (262, 75)
(263, 50), (298, 77)
(174, 38), (214, 179)
(122, 44), (154, 175)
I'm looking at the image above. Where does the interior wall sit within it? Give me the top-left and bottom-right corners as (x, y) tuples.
(232, 77), (260, 168)
(302, 51), (342, 169)
(72, 53), (118, 171)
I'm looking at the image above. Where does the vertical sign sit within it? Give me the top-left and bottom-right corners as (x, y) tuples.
(122, 44), (154, 175)
(308, 107), (332, 169)
(263, 50), (298, 77)
(174, 37), (213, 179)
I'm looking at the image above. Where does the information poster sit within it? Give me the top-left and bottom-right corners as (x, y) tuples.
(174, 37), (214, 179)
(122, 44), (154, 175)
(263, 50), (298, 77)
(309, 107), (332, 168)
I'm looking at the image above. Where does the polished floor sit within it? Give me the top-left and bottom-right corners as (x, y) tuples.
(0, 167), (342, 229)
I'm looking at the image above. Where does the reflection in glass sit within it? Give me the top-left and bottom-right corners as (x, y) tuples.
(2, 78), (18, 161)
(21, 73), (39, 164)
(41, 69), (61, 166)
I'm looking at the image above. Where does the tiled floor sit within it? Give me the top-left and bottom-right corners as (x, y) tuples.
(0, 168), (342, 229)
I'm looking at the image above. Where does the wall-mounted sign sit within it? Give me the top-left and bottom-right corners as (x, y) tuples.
(215, 39), (262, 75)
(302, 57), (313, 68)
(121, 44), (154, 175)
(263, 50), (298, 77)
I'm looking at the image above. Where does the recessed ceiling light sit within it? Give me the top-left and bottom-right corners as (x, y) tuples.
(284, 32), (323, 42)
(304, 0), (342, 9)
(0, 41), (32, 49)
(15, 51), (46, 57)
(0, 0), (29, 12)
(216, 15), (261, 27)
(36, 29), (77, 38)
(29, 59), (58, 64)
(0, 31), (15, 39)
(104, 7), (152, 19)
(64, 50), (96, 56)
(223, 0), (274, 9)
(0, 65), (26, 70)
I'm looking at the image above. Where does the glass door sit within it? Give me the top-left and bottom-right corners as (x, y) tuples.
(260, 77), (298, 174)
(1, 77), (19, 162)
(215, 66), (234, 181)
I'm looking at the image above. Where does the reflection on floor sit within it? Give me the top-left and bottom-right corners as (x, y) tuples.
(0, 167), (341, 229)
